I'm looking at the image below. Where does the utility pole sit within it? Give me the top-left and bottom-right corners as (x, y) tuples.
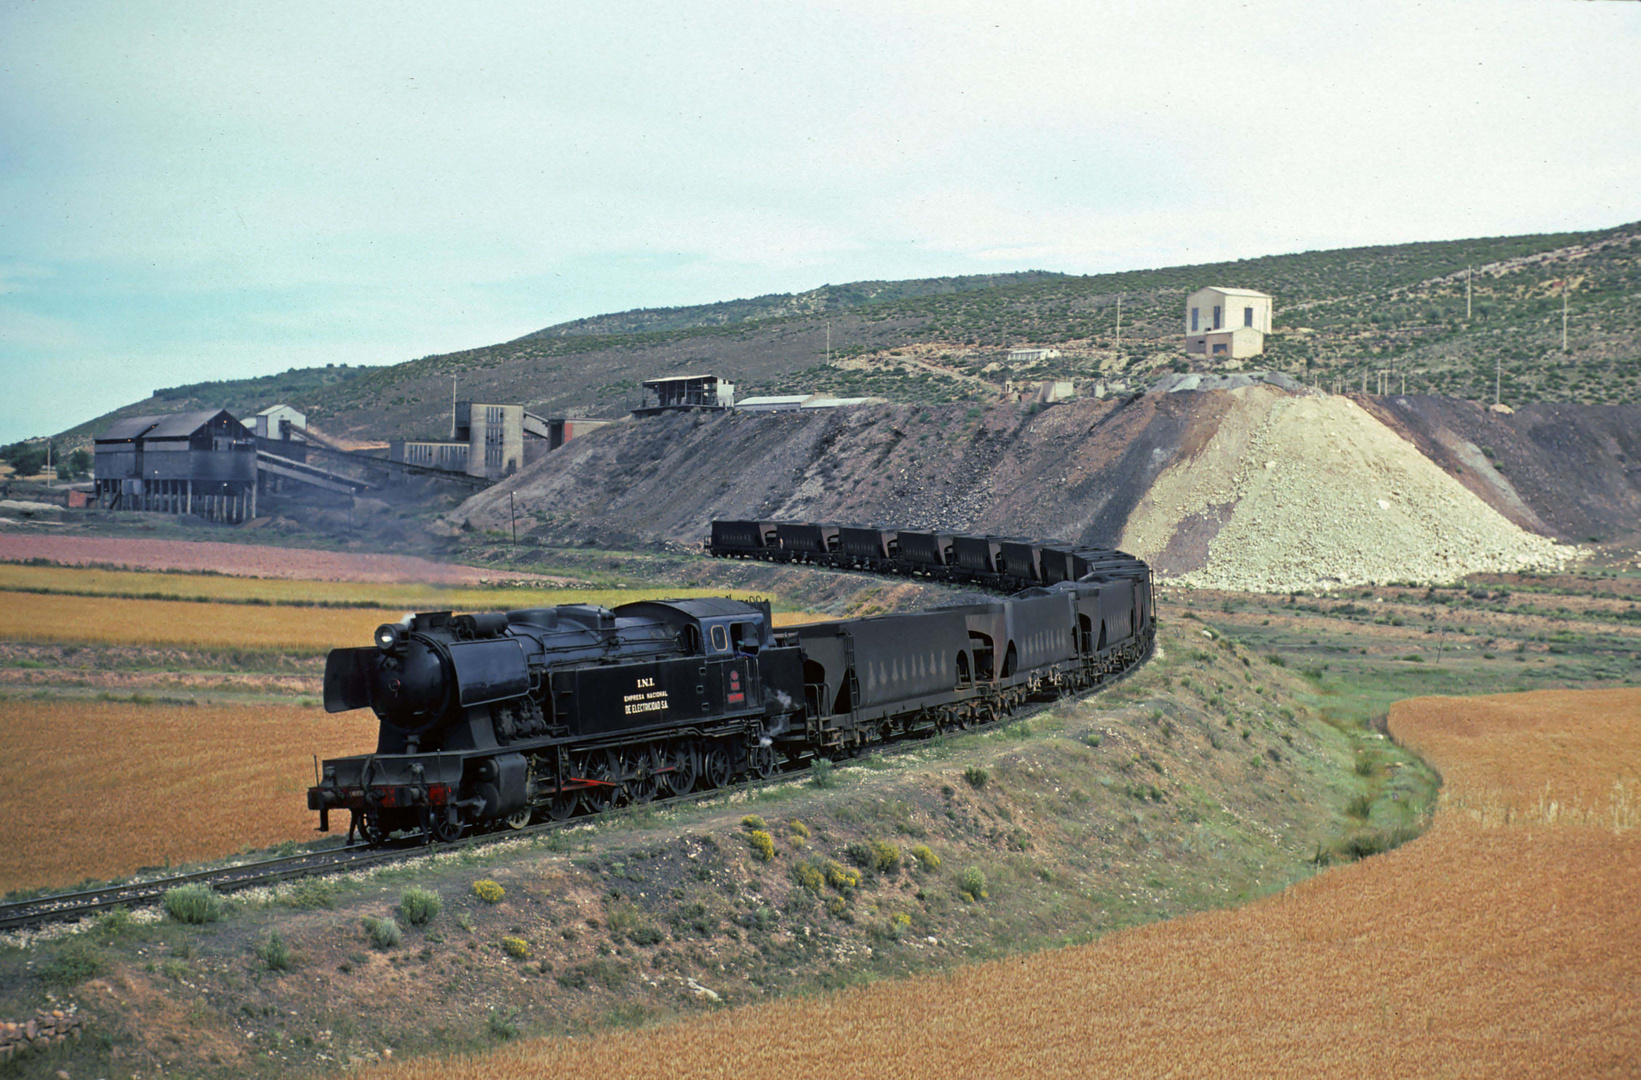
(1466, 266), (1472, 320)
(1562, 279), (1569, 352)
(451, 376), (458, 439)
(825, 321), (831, 365)
(1115, 295), (1122, 350)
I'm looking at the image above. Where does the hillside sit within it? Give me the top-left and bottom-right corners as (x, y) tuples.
(50, 221), (1641, 450)
(450, 384), (1640, 590)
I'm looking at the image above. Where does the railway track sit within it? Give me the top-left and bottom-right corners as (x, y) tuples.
(0, 630), (1151, 934)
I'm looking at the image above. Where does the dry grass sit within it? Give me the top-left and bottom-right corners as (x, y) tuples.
(0, 587), (812, 650)
(0, 701), (376, 893)
(0, 562), (726, 612)
(0, 592), (409, 651)
(366, 688), (1641, 1079)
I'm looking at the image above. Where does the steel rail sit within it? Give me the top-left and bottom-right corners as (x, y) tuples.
(0, 632), (1151, 934)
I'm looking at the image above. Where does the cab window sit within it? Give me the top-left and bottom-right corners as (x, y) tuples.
(710, 624), (729, 653)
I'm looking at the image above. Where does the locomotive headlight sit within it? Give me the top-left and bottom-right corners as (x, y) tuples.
(375, 623), (405, 651)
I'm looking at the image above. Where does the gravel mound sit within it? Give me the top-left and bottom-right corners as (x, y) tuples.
(1120, 386), (1579, 591)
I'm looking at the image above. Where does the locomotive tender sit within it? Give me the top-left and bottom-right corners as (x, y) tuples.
(309, 522), (1153, 842)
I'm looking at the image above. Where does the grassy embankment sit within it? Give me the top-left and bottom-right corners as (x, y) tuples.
(0, 606), (1440, 1080)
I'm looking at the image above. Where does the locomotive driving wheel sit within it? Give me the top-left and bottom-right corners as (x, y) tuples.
(583, 750), (619, 812)
(750, 743), (779, 780)
(666, 743), (698, 795)
(504, 809), (533, 830)
(623, 745), (661, 804)
(700, 742), (733, 790)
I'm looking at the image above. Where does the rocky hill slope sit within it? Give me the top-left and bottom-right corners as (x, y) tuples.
(450, 382), (1638, 592)
(53, 221), (1641, 453)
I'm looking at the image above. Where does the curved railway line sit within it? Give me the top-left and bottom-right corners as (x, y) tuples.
(1, 644), (1152, 934)
(5, 523), (1154, 932)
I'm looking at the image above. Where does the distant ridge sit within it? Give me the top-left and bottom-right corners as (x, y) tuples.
(50, 220), (1641, 448)
(517, 271), (1068, 339)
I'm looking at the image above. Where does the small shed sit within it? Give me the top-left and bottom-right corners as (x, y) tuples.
(1186, 287), (1273, 358)
(252, 404), (306, 440)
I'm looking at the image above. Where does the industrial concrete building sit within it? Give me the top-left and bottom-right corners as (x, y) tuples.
(389, 401), (560, 482)
(1185, 287), (1273, 359)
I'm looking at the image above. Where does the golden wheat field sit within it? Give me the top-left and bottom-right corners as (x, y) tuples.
(366, 688), (1641, 1080)
(0, 561), (727, 612)
(0, 701), (378, 893)
(0, 592), (411, 650)
(0, 587), (796, 650)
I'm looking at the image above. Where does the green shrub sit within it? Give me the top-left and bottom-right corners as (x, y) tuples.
(823, 859), (861, 892)
(501, 935), (531, 960)
(488, 1010), (520, 1039)
(747, 829), (776, 862)
(43, 940), (107, 985)
(398, 887), (442, 926)
(740, 814), (768, 832)
(910, 843), (941, 871)
(826, 895), (850, 919)
(788, 818), (810, 839)
(627, 924), (665, 947)
(810, 759), (835, 789)
(472, 879), (505, 904)
(1346, 793), (1373, 819)
(162, 884), (224, 925)
(256, 931), (292, 972)
(963, 765), (988, 790)
(847, 839), (901, 874)
(366, 916), (402, 949)
(282, 880), (339, 910)
(959, 867), (989, 901)
(793, 863), (825, 892)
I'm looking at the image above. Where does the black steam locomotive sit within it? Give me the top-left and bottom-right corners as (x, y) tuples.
(309, 522), (1153, 842)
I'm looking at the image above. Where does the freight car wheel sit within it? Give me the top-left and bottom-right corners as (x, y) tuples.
(701, 743), (733, 790)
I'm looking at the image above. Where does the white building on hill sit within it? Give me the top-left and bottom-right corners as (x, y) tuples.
(1185, 287), (1273, 359)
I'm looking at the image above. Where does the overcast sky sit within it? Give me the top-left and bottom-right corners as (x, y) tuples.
(2, 0), (1637, 444)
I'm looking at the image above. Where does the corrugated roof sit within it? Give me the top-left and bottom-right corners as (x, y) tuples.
(144, 409), (237, 438)
(737, 395), (812, 406)
(97, 415), (163, 442)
